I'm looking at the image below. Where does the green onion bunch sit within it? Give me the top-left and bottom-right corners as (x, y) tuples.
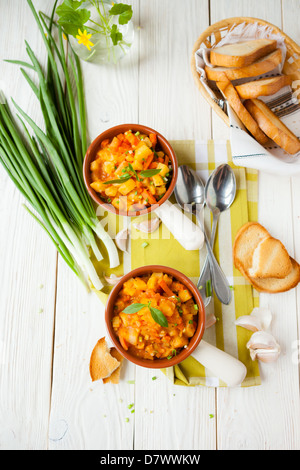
(0, 0), (119, 291)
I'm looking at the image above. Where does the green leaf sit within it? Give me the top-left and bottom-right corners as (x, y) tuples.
(110, 24), (123, 46)
(123, 303), (147, 314)
(56, 1), (90, 36)
(109, 3), (133, 25)
(103, 175), (131, 184)
(150, 307), (168, 328)
(139, 168), (162, 178)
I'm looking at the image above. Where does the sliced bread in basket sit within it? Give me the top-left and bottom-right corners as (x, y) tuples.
(244, 98), (300, 154)
(205, 49), (282, 82)
(210, 38), (277, 68)
(235, 75), (291, 99)
(217, 78), (269, 145)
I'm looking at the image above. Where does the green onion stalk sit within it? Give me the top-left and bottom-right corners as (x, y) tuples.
(0, 0), (120, 291)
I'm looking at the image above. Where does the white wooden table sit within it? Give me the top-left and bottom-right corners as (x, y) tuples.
(1, 0), (300, 451)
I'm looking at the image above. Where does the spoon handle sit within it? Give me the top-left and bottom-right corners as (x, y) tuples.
(197, 212), (219, 304)
(196, 212), (232, 305)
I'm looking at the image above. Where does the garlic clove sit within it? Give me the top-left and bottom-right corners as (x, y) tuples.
(251, 307), (272, 331)
(115, 228), (130, 253)
(104, 274), (123, 285)
(249, 348), (281, 363)
(132, 216), (161, 233)
(235, 307), (272, 332)
(235, 315), (262, 332)
(205, 313), (217, 329)
(247, 331), (279, 350)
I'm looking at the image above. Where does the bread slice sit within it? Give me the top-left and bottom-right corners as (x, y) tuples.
(233, 222), (270, 273)
(217, 79), (269, 145)
(248, 236), (292, 279)
(210, 39), (277, 68)
(205, 49), (282, 82)
(103, 348), (124, 384)
(235, 75), (291, 99)
(233, 222), (300, 293)
(244, 98), (300, 154)
(89, 337), (121, 382)
(242, 257), (300, 293)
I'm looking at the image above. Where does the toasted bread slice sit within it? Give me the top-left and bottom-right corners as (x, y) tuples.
(233, 222), (300, 293)
(217, 79), (269, 145)
(205, 49), (282, 82)
(210, 39), (277, 68)
(103, 348), (124, 384)
(235, 75), (291, 99)
(89, 337), (120, 382)
(244, 98), (300, 154)
(248, 236), (292, 279)
(233, 222), (270, 273)
(242, 257), (300, 293)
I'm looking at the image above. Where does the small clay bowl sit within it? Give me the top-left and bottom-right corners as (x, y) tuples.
(105, 265), (206, 369)
(83, 124), (178, 217)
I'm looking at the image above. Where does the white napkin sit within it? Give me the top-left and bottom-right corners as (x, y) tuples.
(194, 21), (300, 176)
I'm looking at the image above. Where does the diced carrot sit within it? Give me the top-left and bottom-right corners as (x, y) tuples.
(101, 138), (110, 148)
(158, 157), (164, 163)
(144, 154), (154, 170)
(119, 333), (128, 350)
(164, 155), (169, 166)
(124, 131), (140, 147)
(117, 133), (125, 142)
(158, 279), (174, 297)
(142, 189), (157, 205)
(149, 162), (158, 169)
(109, 136), (121, 150)
(149, 133), (157, 146)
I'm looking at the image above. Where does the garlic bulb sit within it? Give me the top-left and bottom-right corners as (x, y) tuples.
(132, 216), (161, 233)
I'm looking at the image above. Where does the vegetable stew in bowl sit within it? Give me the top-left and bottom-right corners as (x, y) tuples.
(83, 124), (178, 217)
(105, 266), (205, 369)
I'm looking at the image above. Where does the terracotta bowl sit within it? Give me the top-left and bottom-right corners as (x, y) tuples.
(105, 265), (206, 369)
(83, 124), (178, 217)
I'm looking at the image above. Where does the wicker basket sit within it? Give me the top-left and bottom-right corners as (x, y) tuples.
(191, 17), (300, 126)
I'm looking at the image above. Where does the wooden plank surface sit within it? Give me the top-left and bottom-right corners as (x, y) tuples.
(0, 0), (299, 451)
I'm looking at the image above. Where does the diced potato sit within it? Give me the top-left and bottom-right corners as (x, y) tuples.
(184, 322), (196, 338)
(112, 197), (127, 211)
(133, 278), (147, 291)
(155, 185), (167, 196)
(90, 181), (107, 192)
(171, 336), (189, 349)
(158, 300), (175, 317)
(152, 174), (165, 186)
(134, 144), (153, 162)
(104, 185), (118, 197)
(178, 289), (193, 302)
(90, 159), (101, 171)
(115, 161), (128, 175)
(122, 281), (136, 296)
(162, 274), (172, 286)
(156, 162), (169, 177)
(118, 178), (136, 196)
(171, 281), (185, 292)
(147, 272), (163, 290)
(103, 161), (115, 175)
(181, 299), (195, 316)
(142, 136), (152, 148)
(112, 316), (121, 328)
(132, 160), (144, 171)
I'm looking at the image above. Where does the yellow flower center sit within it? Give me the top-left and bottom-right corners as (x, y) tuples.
(76, 29), (94, 51)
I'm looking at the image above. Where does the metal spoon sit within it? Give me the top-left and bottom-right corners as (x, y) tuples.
(198, 164), (236, 305)
(174, 165), (232, 305)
